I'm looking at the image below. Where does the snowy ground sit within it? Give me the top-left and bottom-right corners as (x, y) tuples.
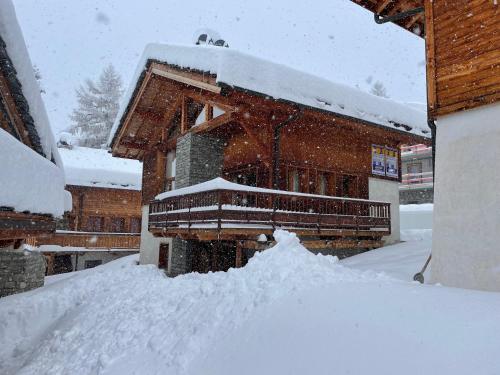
(1, 229), (500, 375)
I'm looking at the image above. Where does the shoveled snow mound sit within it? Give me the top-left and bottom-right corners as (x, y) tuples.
(1, 231), (500, 375)
(0, 129), (65, 216)
(59, 146), (142, 190)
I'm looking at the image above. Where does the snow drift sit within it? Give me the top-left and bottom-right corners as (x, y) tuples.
(1, 230), (499, 375)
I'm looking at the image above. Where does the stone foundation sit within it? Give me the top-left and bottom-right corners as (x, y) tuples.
(169, 238), (193, 277)
(0, 250), (45, 297)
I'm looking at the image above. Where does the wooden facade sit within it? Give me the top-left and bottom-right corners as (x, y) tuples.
(0, 33), (57, 246)
(351, 0), (500, 118)
(110, 54), (428, 259)
(35, 185), (142, 250)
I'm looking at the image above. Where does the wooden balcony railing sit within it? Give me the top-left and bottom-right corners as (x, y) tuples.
(149, 181), (391, 237)
(35, 231), (140, 249)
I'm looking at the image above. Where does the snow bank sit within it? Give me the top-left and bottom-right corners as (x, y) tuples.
(0, 129), (65, 216)
(0, 0), (61, 165)
(59, 146), (142, 190)
(109, 43), (429, 146)
(400, 203), (433, 230)
(2, 230), (500, 375)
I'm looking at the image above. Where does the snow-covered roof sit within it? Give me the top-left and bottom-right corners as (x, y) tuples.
(0, 129), (65, 217)
(109, 43), (429, 146)
(0, 0), (61, 165)
(59, 146), (142, 190)
(155, 178), (388, 204)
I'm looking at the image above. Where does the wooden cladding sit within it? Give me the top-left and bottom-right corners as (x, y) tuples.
(36, 232), (140, 250)
(142, 149), (166, 205)
(426, 0), (500, 117)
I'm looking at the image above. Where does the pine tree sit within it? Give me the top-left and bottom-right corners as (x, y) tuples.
(370, 81), (389, 98)
(69, 64), (123, 148)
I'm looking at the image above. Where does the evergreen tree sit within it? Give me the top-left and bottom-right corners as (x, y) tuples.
(69, 64), (123, 148)
(370, 81), (389, 98)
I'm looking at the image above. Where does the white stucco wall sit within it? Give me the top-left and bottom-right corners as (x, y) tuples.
(369, 177), (400, 245)
(139, 205), (170, 265)
(432, 103), (500, 292)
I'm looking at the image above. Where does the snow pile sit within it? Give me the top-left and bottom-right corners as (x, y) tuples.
(0, 129), (65, 216)
(0, 0), (61, 165)
(59, 146), (142, 190)
(109, 43), (429, 146)
(2, 230), (500, 375)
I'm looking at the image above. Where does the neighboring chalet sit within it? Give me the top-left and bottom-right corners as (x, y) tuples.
(0, 1), (68, 296)
(34, 145), (142, 275)
(350, 1), (500, 291)
(108, 44), (430, 276)
(400, 144), (433, 204)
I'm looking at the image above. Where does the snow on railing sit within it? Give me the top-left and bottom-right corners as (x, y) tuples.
(400, 172), (434, 188)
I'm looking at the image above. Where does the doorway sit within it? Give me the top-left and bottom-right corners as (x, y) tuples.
(158, 244), (169, 270)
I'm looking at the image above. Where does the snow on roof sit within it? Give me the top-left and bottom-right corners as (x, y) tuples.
(109, 43), (430, 146)
(59, 146), (142, 190)
(0, 0), (61, 165)
(0, 129), (65, 216)
(155, 178), (388, 204)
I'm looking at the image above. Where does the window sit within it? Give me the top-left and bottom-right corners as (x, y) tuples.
(84, 260), (102, 269)
(318, 173), (328, 195)
(338, 175), (358, 198)
(86, 216), (104, 232)
(407, 162), (423, 175)
(288, 169), (300, 192)
(130, 217), (141, 233)
(110, 217), (125, 233)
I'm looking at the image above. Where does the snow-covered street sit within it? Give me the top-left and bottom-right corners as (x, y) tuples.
(1, 230), (499, 375)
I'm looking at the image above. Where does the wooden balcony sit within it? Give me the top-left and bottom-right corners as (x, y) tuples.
(149, 179), (391, 241)
(35, 231), (140, 249)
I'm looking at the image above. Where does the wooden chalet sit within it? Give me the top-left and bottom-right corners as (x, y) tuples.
(0, 1), (67, 296)
(0, 6), (67, 249)
(33, 146), (142, 275)
(109, 44), (430, 276)
(350, 0), (500, 291)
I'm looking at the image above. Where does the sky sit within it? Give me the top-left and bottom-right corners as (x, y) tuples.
(12, 0), (426, 136)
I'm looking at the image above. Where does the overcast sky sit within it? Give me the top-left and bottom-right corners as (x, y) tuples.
(13, 0), (426, 136)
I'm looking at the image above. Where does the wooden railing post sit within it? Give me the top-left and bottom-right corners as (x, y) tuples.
(217, 190), (222, 232)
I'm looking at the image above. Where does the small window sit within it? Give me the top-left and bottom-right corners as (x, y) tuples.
(86, 216), (104, 232)
(130, 217), (141, 233)
(110, 217), (125, 233)
(318, 173), (328, 195)
(288, 169), (300, 192)
(85, 260), (102, 269)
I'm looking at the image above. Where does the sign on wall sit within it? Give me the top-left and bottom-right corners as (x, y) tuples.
(371, 145), (386, 176)
(385, 148), (399, 178)
(371, 145), (399, 179)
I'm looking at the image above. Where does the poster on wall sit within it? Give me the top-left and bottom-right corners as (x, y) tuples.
(371, 145), (386, 176)
(385, 148), (399, 178)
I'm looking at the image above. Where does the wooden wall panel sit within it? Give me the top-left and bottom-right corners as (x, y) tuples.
(67, 185), (142, 232)
(427, 0), (500, 117)
(142, 149), (166, 205)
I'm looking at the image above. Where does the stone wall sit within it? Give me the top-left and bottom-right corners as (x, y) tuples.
(168, 132), (224, 277)
(175, 132), (224, 188)
(168, 238), (193, 277)
(0, 250), (45, 297)
(400, 188), (434, 205)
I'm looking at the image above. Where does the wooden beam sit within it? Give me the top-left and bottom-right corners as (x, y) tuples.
(190, 111), (234, 134)
(235, 241), (243, 268)
(376, 0), (394, 14)
(205, 104), (213, 122)
(114, 68), (153, 149)
(180, 95), (188, 134)
(151, 66), (221, 94)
